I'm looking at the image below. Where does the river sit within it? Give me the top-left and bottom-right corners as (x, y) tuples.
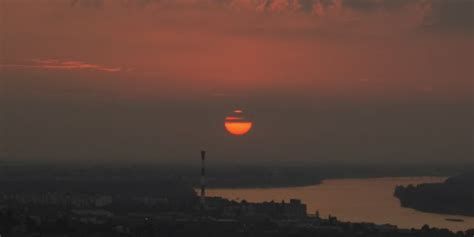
(207, 177), (474, 231)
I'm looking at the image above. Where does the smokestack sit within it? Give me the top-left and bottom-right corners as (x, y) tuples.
(200, 150), (206, 209)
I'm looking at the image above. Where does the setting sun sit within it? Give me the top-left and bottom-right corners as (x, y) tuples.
(224, 110), (253, 136)
(225, 121), (253, 136)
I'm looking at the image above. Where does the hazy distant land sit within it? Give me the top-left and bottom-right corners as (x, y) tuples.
(0, 162), (472, 188)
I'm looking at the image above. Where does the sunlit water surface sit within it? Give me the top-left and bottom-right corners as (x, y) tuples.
(207, 177), (474, 231)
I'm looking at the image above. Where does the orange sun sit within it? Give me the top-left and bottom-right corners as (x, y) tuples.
(225, 121), (253, 136)
(224, 110), (253, 136)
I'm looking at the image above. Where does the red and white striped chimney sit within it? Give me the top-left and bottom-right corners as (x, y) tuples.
(200, 150), (206, 209)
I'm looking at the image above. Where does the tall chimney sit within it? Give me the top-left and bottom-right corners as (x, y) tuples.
(200, 150), (206, 209)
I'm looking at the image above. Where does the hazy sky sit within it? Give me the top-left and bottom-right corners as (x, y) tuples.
(0, 0), (473, 164)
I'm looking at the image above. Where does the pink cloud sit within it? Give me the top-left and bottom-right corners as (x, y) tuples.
(1, 59), (122, 73)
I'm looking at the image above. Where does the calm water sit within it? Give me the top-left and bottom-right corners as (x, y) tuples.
(207, 177), (474, 231)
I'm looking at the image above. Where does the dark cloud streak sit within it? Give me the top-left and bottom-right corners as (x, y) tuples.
(430, 0), (474, 31)
(69, 0), (473, 32)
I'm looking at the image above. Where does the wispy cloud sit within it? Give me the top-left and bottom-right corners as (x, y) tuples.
(1, 59), (122, 73)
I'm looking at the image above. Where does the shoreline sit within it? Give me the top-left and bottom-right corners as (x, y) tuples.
(203, 176), (447, 189)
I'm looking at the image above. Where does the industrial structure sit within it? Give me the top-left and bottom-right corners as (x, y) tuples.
(200, 150), (206, 211)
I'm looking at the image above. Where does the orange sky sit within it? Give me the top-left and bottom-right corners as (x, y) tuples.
(0, 0), (473, 163)
(2, 0), (473, 99)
